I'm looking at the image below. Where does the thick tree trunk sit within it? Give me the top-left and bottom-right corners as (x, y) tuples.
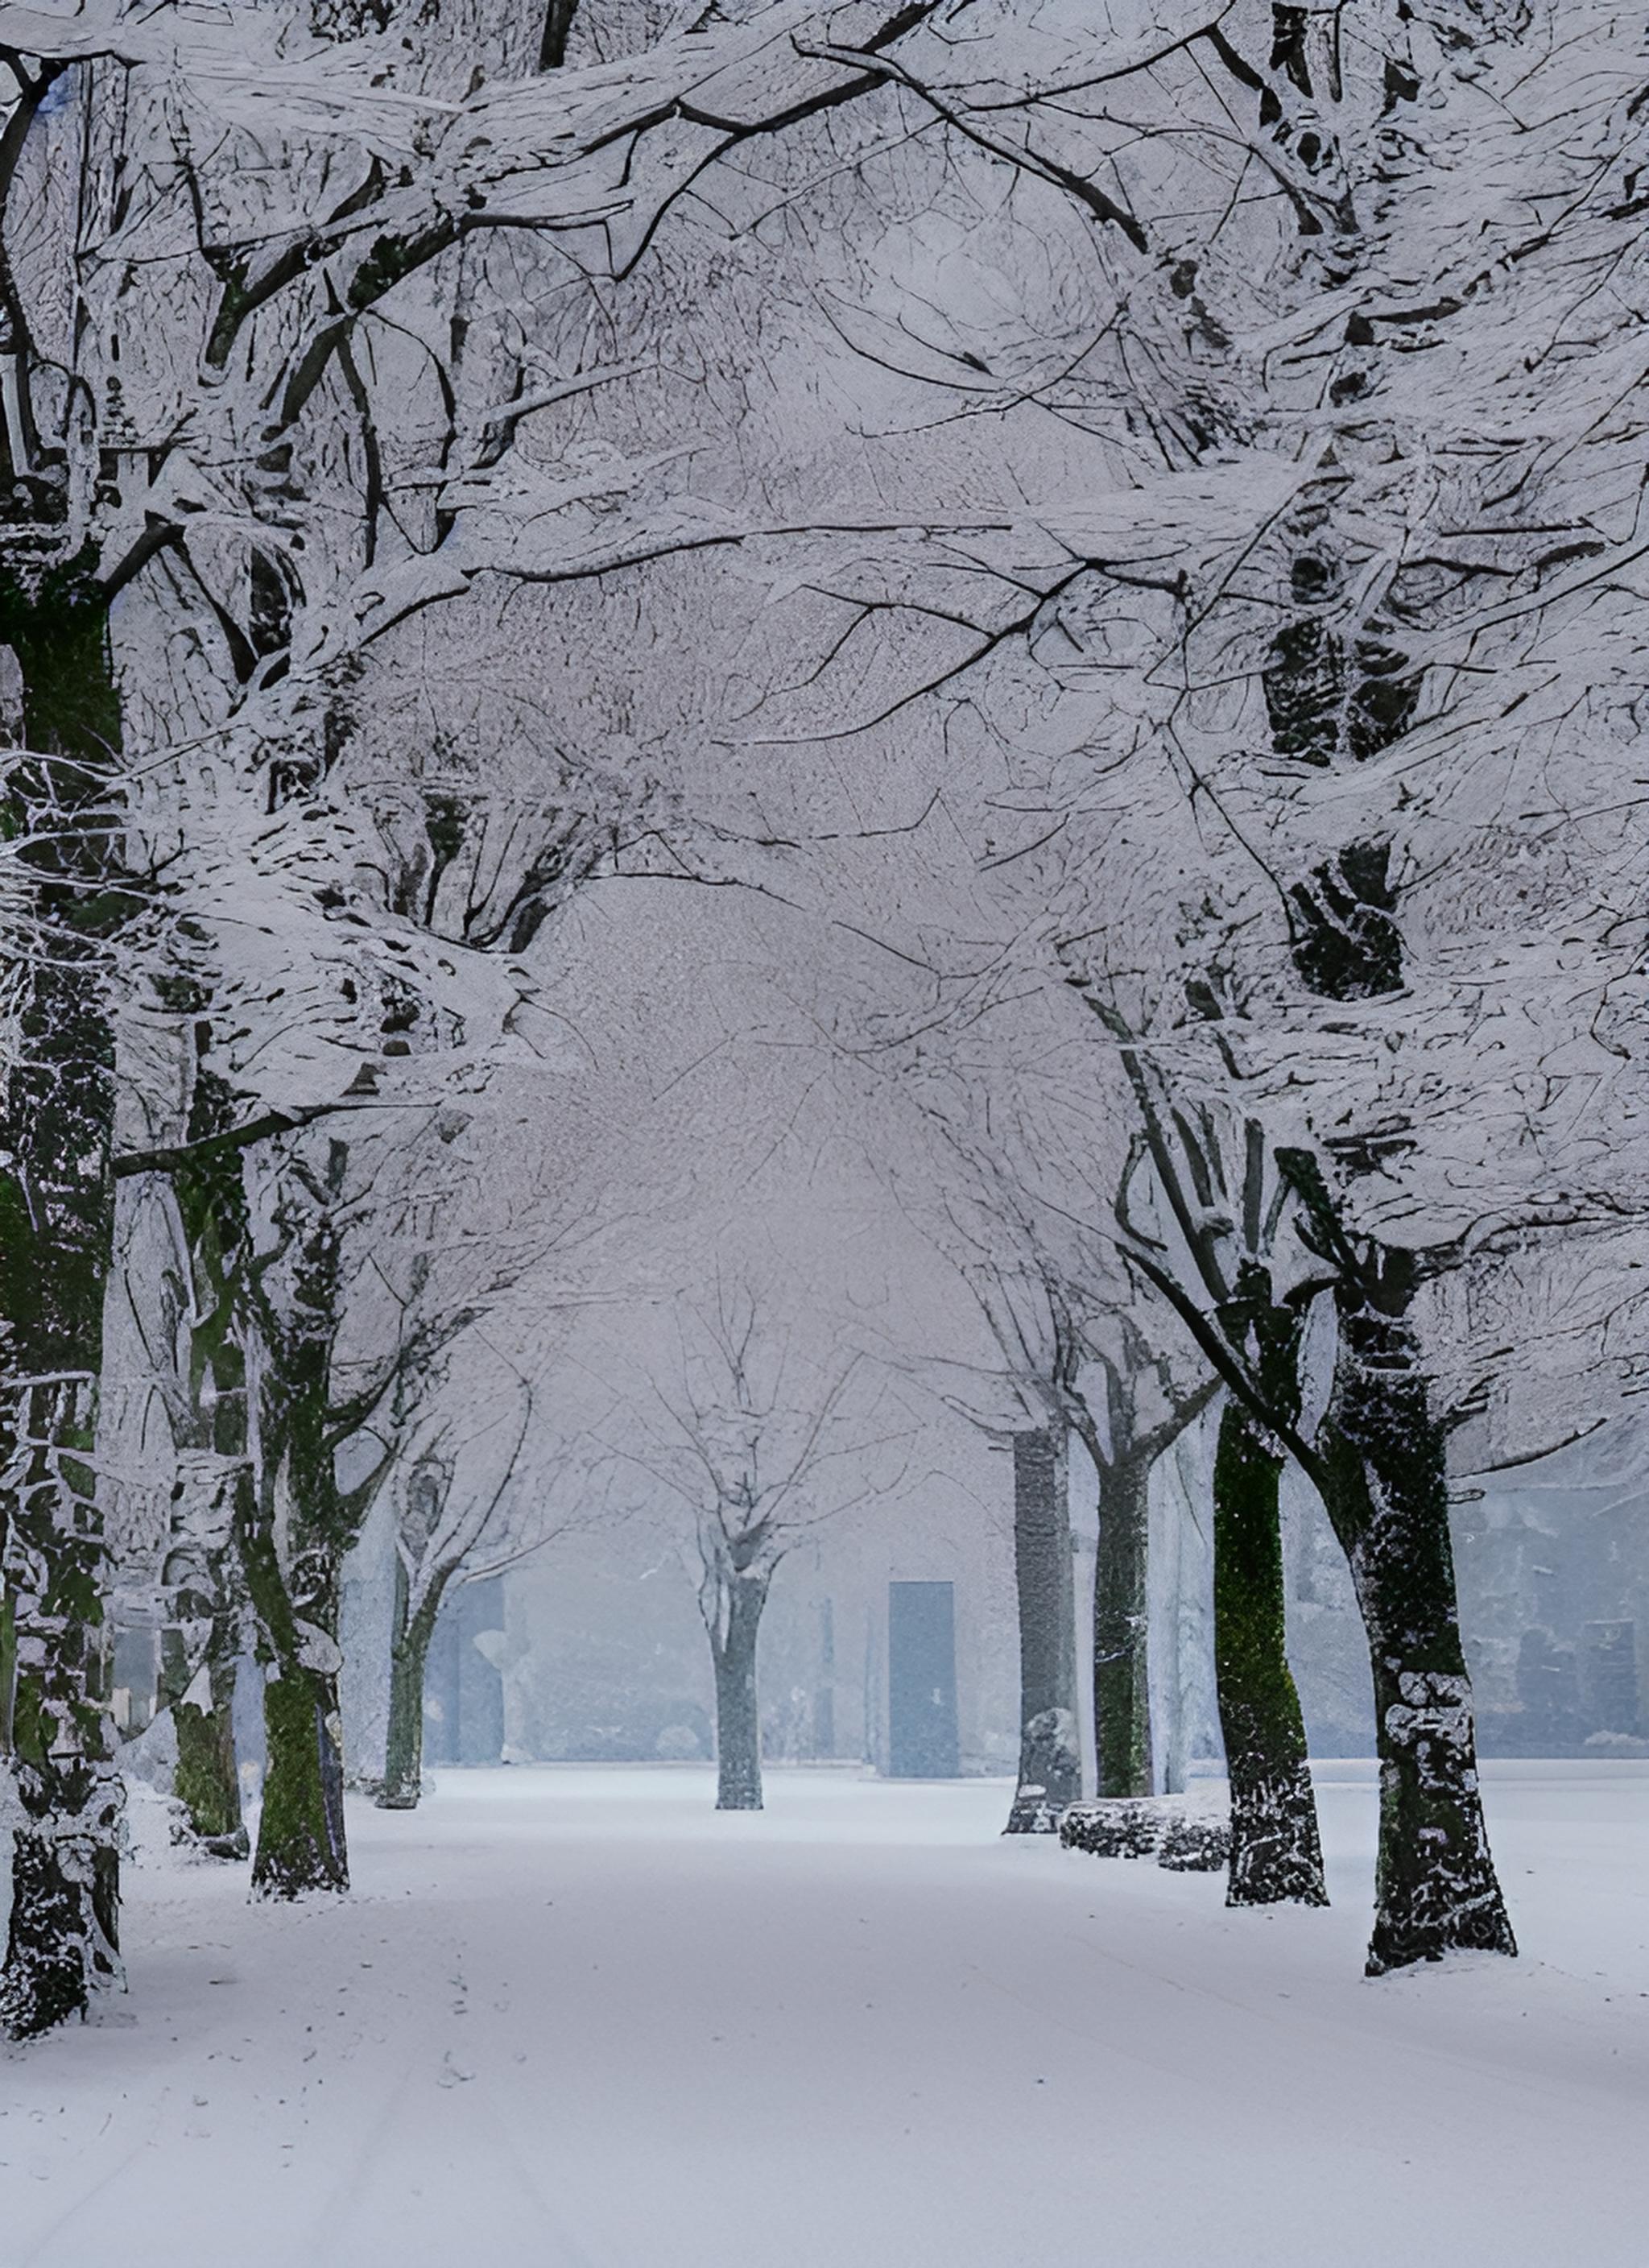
(706, 1574), (768, 1811)
(538, 0), (580, 68)
(1318, 1256), (1515, 1973)
(164, 1620), (247, 1857)
(378, 1565), (444, 1811)
(234, 1467), (349, 1893)
(233, 1143), (393, 1891)
(163, 1064), (256, 1861)
(1093, 1450), (1153, 1798)
(1213, 1395), (1328, 1906)
(1006, 1426), (1080, 1831)
(0, 1405), (123, 2038)
(0, 581), (127, 2036)
(254, 1659), (349, 1896)
(175, 1653), (246, 1856)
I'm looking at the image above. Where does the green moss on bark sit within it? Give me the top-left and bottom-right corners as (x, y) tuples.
(1278, 1153), (1515, 1973)
(0, 567), (128, 2035)
(254, 1665), (347, 1895)
(169, 1648), (247, 1856)
(233, 1455), (349, 1896)
(1316, 1250), (1515, 1972)
(378, 1563), (444, 1811)
(1213, 1269), (1327, 1909)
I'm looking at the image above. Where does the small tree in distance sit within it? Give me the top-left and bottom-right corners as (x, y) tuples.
(597, 1277), (912, 1812)
(376, 1331), (611, 1812)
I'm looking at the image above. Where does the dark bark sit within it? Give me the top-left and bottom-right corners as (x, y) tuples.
(233, 1454), (348, 1894)
(1006, 1426), (1080, 1831)
(1316, 1249), (1515, 1972)
(151, 1069), (269, 1859)
(1275, 1153), (1517, 1972)
(161, 1616), (247, 1857)
(378, 1561), (446, 1810)
(235, 1160), (361, 1894)
(1212, 1272), (1327, 1908)
(0, 569), (128, 2035)
(1093, 1451), (1152, 1798)
(705, 1571), (769, 1811)
(234, 1136), (415, 1889)
(539, 0), (581, 68)
(172, 1653), (246, 1855)
(255, 1659), (349, 1897)
(1213, 1398), (1328, 1906)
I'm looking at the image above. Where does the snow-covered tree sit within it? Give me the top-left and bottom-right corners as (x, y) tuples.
(0, 0), (988, 2029)
(6, 0), (1648, 2030)
(673, 0), (1649, 1966)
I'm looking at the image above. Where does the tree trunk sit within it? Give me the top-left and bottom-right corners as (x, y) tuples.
(0, 580), (127, 2036)
(234, 1144), (394, 1892)
(538, 0), (581, 68)
(254, 1659), (349, 1896)
(173, 1658), (246, 1856)
(234, 1467), (349, 1894)
(815, 1595), (836, 1758)
(1006, 1426), (1080, 1831)
(159, 1063), (256, 1859)
(378, 1563), (445, 1810)
(164, 1616), (247, 1857)
(1213, 1394), (1328, 1906)
(1318, 1254), (1515, 1973)
(707, 1573), (768, 1811)
(0, 1403), (124, 2038)
(1093, 1450), (1153, 1798)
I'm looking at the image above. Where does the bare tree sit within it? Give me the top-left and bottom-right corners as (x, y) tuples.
(1066, 1317), (1217, 1805)
(376, 1334), (605, 1811)
(1078, 1008), (1330, 1909)
(598, 1277), (909, 1811)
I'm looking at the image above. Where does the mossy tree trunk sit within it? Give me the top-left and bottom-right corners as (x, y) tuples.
(1317, 1251), (1515, 1972)
(377, 1560), (447, 1811)
(225, 1133), (432, 1888)
(237, 1456), (349, 1894)
(1006, 1426), (1080, 1831)
(168, 1641), (246, 1856)
(257, 1653), (347, 1896)
(173, 1657), (244, 1844)
(703, 1562), (771, 1811)
(1213, 1270), (1327, 1909)
(0, 569), (130, 2036)
(157, 1519), (246, 1858)
(1093, 1450), (1152, 1799)
(1277, 1153), (1516, 1972)
(238, 1145), (361, 1897)
(146, 1067), (264, 1858)
(1081, 1364), (1217, 1799)
(156, 1454), (247, 1857)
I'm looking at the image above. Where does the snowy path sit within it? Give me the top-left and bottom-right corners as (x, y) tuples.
(2, 1762), (1646, 2268)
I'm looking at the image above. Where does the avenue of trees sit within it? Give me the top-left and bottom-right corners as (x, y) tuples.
(2, 0), (1646, 2036)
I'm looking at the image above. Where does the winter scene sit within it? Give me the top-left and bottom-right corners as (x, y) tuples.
(1, 0), (1647, 2262)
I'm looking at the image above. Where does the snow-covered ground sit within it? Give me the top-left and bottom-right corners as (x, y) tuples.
(2, 1761), (1645, 2268)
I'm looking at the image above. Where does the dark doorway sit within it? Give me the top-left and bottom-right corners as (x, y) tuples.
(887, 1580), (959, 1778)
